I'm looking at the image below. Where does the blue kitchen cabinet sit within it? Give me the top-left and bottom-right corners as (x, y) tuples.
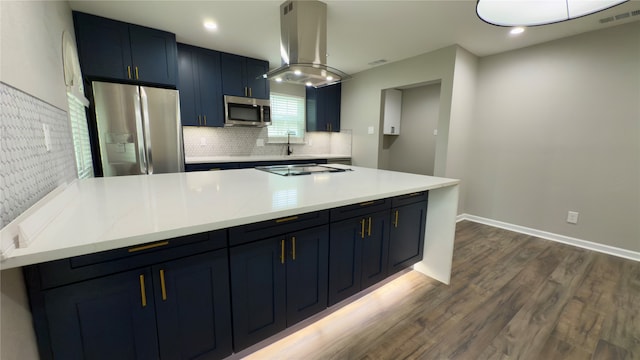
(220, 53), (270, 99)
(230, 225), (329, 351)
(73, 11), (177, 86)
(328, 208), (390, 306)
(42, 268), (161, 360)
(388, 193), (428, 274)
(306, 83), (341, 132)
(154, 250), (233, 360)
(177, 44), (223, 127)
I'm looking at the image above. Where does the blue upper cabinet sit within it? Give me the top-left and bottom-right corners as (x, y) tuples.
(220, 52), (270, 99)
(177, 44), (223, 127)
(306, 83), (341, 132)
(73, 12), (177, 87)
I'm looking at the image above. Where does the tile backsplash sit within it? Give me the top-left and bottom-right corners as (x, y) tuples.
(0, 82), (77, 229)
(183, 126), (352, 158)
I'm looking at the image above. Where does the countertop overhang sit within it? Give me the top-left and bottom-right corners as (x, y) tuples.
(184, 154), (351, 164)
(0, 165), (458, 270)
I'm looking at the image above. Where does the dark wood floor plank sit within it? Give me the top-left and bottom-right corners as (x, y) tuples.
(537, 336), (592, 360)
(482, 249), (594, 359)
(592, 339), (630, 360)
(549, 298), (605, 354)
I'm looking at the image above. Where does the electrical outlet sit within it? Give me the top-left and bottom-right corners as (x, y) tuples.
(433, 129), (438, 136)
(42, 123), (51, 152)
(567, 211), (579, 224)
(367, 126), (375, 135)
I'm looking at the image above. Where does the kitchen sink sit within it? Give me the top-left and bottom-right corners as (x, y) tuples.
(255, 164), (351, 176)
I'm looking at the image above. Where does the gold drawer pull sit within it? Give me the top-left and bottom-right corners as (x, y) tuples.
(139, 274), (147, 307)
(292, 237), (296, 260)
(160, 269), (167, 301)
(128, 241), (169, 253)
(135, 66), (139, 80)
(394, 210), (399, 228)
(127, 66), (132, 79)
(368, 217), (372, 236)
(408, 192), (422, 197)
(359, 201), (375, 207)
(360, 218), (366, 239)
(276, 216), (298, 223)
(280, 240), (285, 264)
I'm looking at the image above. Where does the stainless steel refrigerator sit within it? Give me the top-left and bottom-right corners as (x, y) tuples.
(92, 81), (184, 176)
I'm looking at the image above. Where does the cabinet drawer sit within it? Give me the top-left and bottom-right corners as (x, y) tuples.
(28, 230), (227, 290)
(329, 198), (391, 222)
(229, 211), (329, 246)
(391, 191), (429, 208)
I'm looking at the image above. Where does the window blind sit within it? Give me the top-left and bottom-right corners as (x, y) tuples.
(67, 93), (93, 179)
(268, 92), (305, 143)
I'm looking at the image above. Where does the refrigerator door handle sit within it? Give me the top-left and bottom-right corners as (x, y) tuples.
(134, 89), (148, 174)
(140, 88), (154, 174)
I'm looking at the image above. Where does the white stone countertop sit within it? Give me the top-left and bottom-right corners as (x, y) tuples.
(0, 165), (458, 269)
(184, 154), (351, 164)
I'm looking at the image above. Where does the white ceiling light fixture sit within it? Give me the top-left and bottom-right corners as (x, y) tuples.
(203, 21), (218, 31)
(510, 26), (526, 35)
(476, 0), (629, 26)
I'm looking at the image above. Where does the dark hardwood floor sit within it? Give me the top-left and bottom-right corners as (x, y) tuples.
(246, 221), (640, 360)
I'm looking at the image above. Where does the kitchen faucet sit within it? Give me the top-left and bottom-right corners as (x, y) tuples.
(287, 133), (293, 156)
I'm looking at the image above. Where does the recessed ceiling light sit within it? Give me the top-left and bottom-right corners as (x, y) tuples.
(326, 76), (333, 81)
(305, 82), (313, 87)
(275, 78), (283, 82)
(203, 21), (217, 31)
(510, 27), (525, 35)
(294, 70), (302, 76)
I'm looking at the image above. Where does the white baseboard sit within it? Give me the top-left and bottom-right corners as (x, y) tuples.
(456, 214), (640, 262)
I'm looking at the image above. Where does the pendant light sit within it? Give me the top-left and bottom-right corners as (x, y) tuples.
(476, 0), (629, 26)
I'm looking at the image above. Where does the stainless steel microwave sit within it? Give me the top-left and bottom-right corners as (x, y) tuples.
(224, 95), (271, 127)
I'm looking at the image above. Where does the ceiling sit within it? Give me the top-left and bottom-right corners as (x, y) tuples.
(68, 0), (640, 76)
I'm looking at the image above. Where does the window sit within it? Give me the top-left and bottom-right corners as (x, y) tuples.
(268, 92), (305, 143)
(67, 92), (93, 179)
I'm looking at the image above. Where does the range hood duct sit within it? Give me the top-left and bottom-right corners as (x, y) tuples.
(264, 0), (350, 88)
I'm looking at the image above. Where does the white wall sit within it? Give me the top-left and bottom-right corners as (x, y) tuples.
(1, 1), (78, 359)
(0, 0), (73, 110)
(381, 83), (441, 176)
(467, 21), (640, 252)
(341, 45), (458, 173)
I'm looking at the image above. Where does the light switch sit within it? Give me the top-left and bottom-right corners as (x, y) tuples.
(433, 129), (438, 136)
(367, 126), (375, 135)
(43, 123), (51, 152)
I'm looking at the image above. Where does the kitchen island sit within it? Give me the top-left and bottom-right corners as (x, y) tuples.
(1, 165), (459, 359)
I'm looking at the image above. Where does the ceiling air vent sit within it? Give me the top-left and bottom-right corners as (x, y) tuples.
(368, 59), (387, 66)
(615, 12), (630, 19)
(631, 9), (640, 16)
(599, 16), (615, 23)
(599, 9), (640, 23)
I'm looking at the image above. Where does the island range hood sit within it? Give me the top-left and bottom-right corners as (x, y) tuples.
(264, 0), (350, 88)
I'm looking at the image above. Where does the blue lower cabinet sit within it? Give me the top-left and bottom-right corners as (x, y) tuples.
(154, 250), (232, 360)
(39, 249), (232, 360)
(43, 268), (160, 360)
(328, 210), (390, 306)
(230, 225), (329, 351)
(388, 200), (428, 275)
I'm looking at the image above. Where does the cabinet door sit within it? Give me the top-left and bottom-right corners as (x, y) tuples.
(153, 249), (232, 360)
(389, 201), (427, 274)
(43, 268), (159, 360)
(305, 86), (321, 131)
(230, 237), (286, 351)
(245, 58), (270, 99)
(220, 53), (247, 97)
(326, 83), (341, 132)
(73, 12), (131, 81)
(286, 225), (329, 326)
(360, 210), (390, 289)
(129, 25), (177, 86)
(328, 217), (363, 306)
(196, 48), (224, 127)
(177, 44), (200, 126)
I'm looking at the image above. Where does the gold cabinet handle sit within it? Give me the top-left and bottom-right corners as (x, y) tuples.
(245, 87), (248, 97)
(280, 239), (285, 264)
(159, 269), (167, 301)
(139, 274), (147, 307)
(127, 66), (132, 79)
(203, 115), (207, 126)
(249, 88), (252, 97)
(368, 217), (372, 236)
(360, 218), (366, 239)
(291, 236), (296, 260)
(394, 210), (399, 228)
(135, 66), (139, 80)
(198, 115), (201, 126)
(276, 215), (298, 223)
(128, 241), (169, 253)
(359, 201), (375, 207)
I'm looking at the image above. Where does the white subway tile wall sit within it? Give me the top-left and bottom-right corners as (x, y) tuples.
(182, 126), (352, 158)
(0, 83), (77, 228)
